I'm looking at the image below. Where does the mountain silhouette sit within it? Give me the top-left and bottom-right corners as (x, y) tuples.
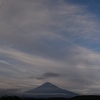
(25, 82), (78, 97)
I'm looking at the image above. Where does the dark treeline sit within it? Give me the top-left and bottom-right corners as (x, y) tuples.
(0, 95), (100, 100)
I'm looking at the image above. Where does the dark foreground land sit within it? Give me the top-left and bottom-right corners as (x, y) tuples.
(0, 95), (100, 100)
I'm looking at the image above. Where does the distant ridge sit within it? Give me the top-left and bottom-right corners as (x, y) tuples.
(25, 82), (78, 97)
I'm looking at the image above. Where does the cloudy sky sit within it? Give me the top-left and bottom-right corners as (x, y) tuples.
(0, 0), (100, 95)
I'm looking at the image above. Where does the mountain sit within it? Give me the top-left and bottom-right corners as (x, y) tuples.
(25, 82), (78, 98)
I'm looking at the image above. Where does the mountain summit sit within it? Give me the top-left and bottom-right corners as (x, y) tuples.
(25, 82), (78, 97)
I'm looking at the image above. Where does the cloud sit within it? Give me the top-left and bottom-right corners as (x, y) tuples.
(0, 44), (99, 94)
(0, 0), (99, 61)
(0, 0), (100, 94)
(43, 72), (61, 77)
(0, 88), (22, 96)
(0, 0), (100, 51)
(34, 72), (62, 80)
(0, 89), (20, 93)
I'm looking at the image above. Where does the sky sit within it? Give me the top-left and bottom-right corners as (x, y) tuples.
(1, 0), (100, 95)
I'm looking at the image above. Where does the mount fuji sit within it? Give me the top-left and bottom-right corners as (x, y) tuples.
(25, 82), (78, 98)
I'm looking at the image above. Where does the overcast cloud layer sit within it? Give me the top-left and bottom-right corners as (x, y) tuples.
(0, 0), (100, 95)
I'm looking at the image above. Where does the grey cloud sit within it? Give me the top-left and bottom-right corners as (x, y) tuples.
(0, 0), (99, 55)
(0, 0), (99, 71)
(0, 88), (21, 96)
(43, 72), (61, 77)
(0, 89), (20, 93)
(36, 72), (62, 80)
(0, 0), (100, 94)
(0, 45), (98, 92)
